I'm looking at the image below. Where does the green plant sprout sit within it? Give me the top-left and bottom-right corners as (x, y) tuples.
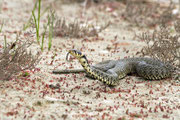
(32, 0), (41, 44)
(28, 0), (55, 51)
(0, 20), (4, 33)
(23, 1), (50, 31)
(4, 35), (7, 49)
(23, 0), (38, 31)
(40, 9), (55, 51)
(48, 9), (55, 51)
(41, 23), (48, 51)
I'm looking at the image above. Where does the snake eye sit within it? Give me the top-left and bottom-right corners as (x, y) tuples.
(71, 49), (82, 56)
(76, 50), (82, 56)
(67, 49), (86, 61)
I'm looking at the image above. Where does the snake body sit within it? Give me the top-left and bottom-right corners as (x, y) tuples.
(67, 50), (173, 86)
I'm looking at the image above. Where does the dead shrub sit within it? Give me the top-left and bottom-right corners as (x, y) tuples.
(137, 25), (180, 67)
(122, 0), (177, 27)
(54, 18), (110, 38)
(0, 40), (41, 80)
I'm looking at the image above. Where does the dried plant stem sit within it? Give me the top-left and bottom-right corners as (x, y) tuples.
(53, 69), (85, 74)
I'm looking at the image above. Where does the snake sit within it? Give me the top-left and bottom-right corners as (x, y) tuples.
(65, 49), (174, 86)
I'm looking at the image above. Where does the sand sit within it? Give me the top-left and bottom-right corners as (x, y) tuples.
(0, 0), (179, 120)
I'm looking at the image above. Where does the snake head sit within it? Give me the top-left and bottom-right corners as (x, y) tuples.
(66, 49), (87, 61)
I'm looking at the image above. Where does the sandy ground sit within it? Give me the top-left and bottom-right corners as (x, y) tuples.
(0, 0), (179, 120)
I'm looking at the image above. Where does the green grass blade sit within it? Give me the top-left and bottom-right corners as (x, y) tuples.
(23, 1), (38, 30)
(32, 10), (39, 43)
(4, 35), (7, 49)
(48, 11), (54, 51)
(41, 23), (48, 51)
(0, 20), (4, 33)
(37, 0), (41, 43)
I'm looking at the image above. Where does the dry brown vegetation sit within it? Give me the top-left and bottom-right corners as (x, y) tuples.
(1, 0), (180, 119)
(122, 0), (177, 27)
(0, 40), (41, 80)
(137, 24), (180, 67)
(54, 18), (110, 38)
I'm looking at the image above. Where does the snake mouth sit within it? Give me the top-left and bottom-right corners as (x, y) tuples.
(66, 52), (71, 62)
(66, 52), (77, 62)
(66, 52), (76, 62)
(66, 49), (83, 62)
